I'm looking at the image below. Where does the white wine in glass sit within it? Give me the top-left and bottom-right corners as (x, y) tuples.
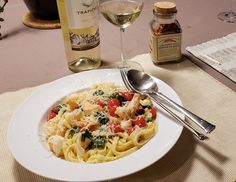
(100, 0), (144, 70)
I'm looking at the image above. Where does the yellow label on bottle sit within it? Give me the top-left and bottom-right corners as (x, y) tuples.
(57, 0), (100, 51)
(56, 0), (101, 72)
(150, 33), (181, 63)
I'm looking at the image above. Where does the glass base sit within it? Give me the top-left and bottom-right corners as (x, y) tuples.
(217, 11), (236, 23)
(102, 61), (144, 71)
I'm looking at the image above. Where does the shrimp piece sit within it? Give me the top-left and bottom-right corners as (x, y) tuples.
(44, 118), (65, 138)
(64, 109), (83, 126)
(64, 93), (81, 110)
(120, 119), (132, 130)
(115, 93), (141, 119)
(48, 135), (65, 156)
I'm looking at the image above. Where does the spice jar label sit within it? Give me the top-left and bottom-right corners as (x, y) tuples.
(150, 33), (181, 63)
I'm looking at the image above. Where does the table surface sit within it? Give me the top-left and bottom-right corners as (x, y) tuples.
(0, 0), (235, 93)
(0, 1), (236, 182)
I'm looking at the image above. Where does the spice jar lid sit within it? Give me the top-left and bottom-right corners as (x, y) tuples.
(154, 1), (177, 15)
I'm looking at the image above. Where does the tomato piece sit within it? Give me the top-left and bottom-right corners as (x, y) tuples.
(88, 124), (97, 131)
(47, 112), (56, 121)
(136, 104), (144, 115)
(78, 123), (85, 129)
(51, 107), (59, 114)
(138, 105), (143, 110)
(150, 107), (157, 119)
(108, 98), (120, 117)
(123, 92), (134, 101)
(108, 106), (117, 117)
(133, 116), (147, 128)
(109, 123), (125, 133)
(95, 99), (105, 108)
(108, 98), (120, 107)
(127, 127), (135, 135)
(114, 125), (124, 133)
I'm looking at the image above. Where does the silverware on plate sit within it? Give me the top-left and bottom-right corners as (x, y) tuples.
(126, 69), (216, 134)
(120, 68), (208, 140)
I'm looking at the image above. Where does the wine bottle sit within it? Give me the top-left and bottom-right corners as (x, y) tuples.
(57, 0), (101, 72)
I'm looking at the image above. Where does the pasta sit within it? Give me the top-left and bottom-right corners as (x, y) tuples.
(43, 83), (157, 163)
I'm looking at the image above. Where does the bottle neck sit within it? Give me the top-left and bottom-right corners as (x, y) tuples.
(154, 13), (176, 24)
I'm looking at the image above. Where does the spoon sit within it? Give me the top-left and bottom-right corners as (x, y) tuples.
(120, 68), (207, 140)
(127, 69), (216, 134)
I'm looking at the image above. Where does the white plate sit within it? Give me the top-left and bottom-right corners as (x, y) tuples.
(7, 69), (183, 182)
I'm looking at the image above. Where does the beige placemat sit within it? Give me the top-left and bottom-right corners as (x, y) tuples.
(1, 54), (236, 182)
(22, 12), (61, 30)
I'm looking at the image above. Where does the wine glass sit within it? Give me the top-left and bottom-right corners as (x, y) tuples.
(100, 0), (144, 70)
(217, 0), (236, 23)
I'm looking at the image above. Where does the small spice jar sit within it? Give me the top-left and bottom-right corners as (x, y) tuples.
(149, 1), (182, 64)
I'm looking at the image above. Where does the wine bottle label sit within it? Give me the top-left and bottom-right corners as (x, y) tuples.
(150, 33), (181, 63)
(64, 0), (100, 51)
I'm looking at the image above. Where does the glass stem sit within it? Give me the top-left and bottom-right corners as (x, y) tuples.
(230, 0), (233, 12)
(120, 27), (127, 66)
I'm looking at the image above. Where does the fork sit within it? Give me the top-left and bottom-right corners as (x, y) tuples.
(120, 68), (208, 140)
